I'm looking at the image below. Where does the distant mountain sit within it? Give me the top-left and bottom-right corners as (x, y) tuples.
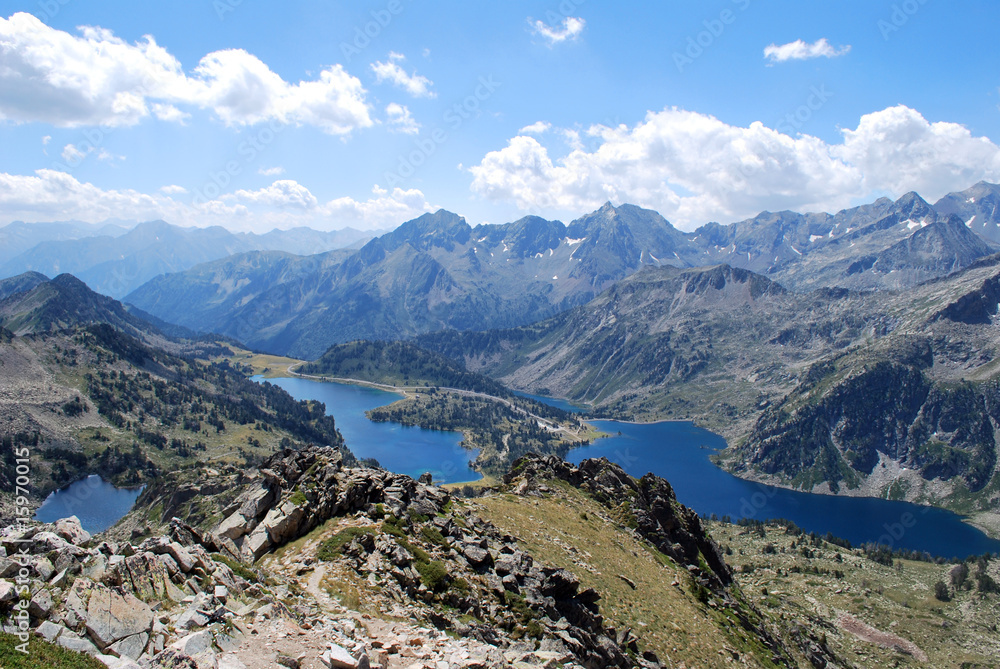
(127, 189), (1000, 359)
(0, 219), (131, 266)
(128, 205), (705, 358)
(934, 181), (1000, 244)
(690, 191), (999, 290)
(0, 221), (377, 298)
(417, 256), (1000, 516)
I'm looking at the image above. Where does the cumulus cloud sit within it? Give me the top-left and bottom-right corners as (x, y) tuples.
(370, 52), (435, 98)
(530, 17), (586, 45)
(322, 185), (435, 228)
(385, 103), (420, 134)
(518, 121), (551, 135)
(764, 38), (851, 64)
(258, 166), (285, 176)
(468, 105), (1000, 229)
(0, 12), (373, 134)
(224, 180), (319, 209)
(0, 170), (434, 232)
(0, 169), (179, 222)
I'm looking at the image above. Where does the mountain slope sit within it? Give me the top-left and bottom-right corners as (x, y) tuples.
(0, 273), (161, 338)
(0, 270), (49, 301)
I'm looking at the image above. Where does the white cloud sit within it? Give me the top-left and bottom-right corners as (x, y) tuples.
(96, 149), (124, 163)
(258, 166), (285, 176)
(0, 12), (373, 134)
(764, 38), (851, 64)
(530, 17), (586, 45)
(61, 143), (91, 163)
(0, 169), (434, 232)
(518, 121), (551, 135)
(0, 169), (179, 222)
(322, 185), (435, 229)
(41, 135), (51, 145)
(385, 103), (420, 134)
(469, 106), (1000, 229)
(225, 180), (319, 209)
(152, 103), (190, 123)
(834, 105), (1000, 197)
(370, 52), (435, 98)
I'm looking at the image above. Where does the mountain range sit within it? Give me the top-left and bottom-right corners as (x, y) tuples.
(125, 183), (1000, 359)
(0, 220), (377, 298)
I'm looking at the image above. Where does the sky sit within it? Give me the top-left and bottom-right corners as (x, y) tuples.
(2, 0), (1000, 233)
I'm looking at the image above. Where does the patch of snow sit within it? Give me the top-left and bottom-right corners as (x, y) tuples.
(649, 252), (659, 262)
(966, 216), (976, 228)
(828, 230), (834, 238)
(473, 247), (477, 253)
(535, 252), (543, 259)
(549, 248), (553, 256)
(846, 227), (853, 234)
(904, 219), (919, 230)
(968, 197), (976, 204)
(565, 237), (586, 245)
(552, 275), (558, 280)
(790, 245), (802, 256)
(502, 243), (509, 253)
(747, 252), (751, 262)
(809, 235), (823, 243)
(477, 236), (488, 243)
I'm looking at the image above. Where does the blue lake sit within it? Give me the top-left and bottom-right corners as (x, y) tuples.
(259, 376), (1000, 557)
(35, 475), (143, 535)
(569, 420), (1000, 559)
(259, 376), (482, 485)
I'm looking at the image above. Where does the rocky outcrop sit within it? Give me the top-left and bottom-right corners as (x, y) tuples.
(206, 446), (450, 563)
(0, 516), (249, 663)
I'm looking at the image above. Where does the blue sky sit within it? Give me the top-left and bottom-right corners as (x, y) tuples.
(2, 0), (1000, 232)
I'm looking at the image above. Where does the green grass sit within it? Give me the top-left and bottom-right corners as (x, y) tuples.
(0, 632), (107, 669)
(316, 526), (375, 561)
(211, 553), (260, 583)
